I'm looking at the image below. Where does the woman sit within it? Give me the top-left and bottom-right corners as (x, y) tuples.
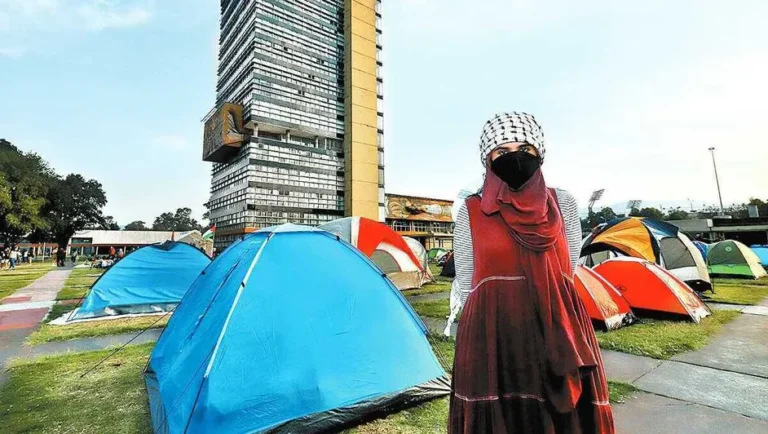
(448, 112), (614, 433)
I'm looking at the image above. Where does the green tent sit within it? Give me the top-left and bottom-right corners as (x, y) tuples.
(427, 248), (448, 262)
(708, 240), (768, 279)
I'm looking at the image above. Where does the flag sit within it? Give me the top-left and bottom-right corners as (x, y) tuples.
(203, 224), (216, 240)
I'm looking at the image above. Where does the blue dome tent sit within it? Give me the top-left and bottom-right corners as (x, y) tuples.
(145, 225), (450, 434)
(751, 245), (768, 268)
(70, 241), (211, 320)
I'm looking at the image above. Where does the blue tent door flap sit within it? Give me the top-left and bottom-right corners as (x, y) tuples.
(145, 225), (449, 434)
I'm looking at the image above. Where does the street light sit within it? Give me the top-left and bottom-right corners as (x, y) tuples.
(708, 147), (725, 216)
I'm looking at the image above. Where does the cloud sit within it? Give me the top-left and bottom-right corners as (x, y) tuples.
(152, 134), (191, 150)
(0, 46), (25, 58)
(0, 0), (153, 32)
(77, 0), (153, 31)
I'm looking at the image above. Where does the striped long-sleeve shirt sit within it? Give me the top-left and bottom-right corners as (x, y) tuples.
(450, 189), (582, 311)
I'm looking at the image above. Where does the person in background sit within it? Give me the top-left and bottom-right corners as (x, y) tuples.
(448, 113), (614, 433)
(117, 248), (124, 260)
(71, 249), (78, 266)
(22, 249), (28, 265)
(9, 247), (19, 270)
(56, 247), (66, 267)
(109, 246), (116, 259)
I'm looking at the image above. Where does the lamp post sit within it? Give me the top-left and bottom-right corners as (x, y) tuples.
(708, 147), (725, 216)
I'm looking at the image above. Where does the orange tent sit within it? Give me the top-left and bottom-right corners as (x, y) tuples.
(594, 257), (711, 323)
(574, 265), (634, 330)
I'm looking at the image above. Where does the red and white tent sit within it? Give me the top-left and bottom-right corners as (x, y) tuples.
(320, 217), (431, 290)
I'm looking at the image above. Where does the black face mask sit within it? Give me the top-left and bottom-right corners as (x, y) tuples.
(491, 151), (541, 190)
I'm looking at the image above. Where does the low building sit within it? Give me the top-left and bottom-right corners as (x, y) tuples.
(667, 217), (768, 245)
(68, 230), (213, 257)
(385, 194), (454, 250)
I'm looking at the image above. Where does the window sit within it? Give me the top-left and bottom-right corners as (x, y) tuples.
(393, 220), (409, 232)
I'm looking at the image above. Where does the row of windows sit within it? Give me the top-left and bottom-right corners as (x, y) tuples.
(254, 39), (340, 81)
(389, 221), (455, 234)
(258, 133), (343, 153)
(260, 1), (340, 43)
(254, 72), (339, 107)
(253, 168), (343, 191)
(253, 187), (340, 201)
(253, 63), (338, 97)
(252, 99), (344, 134)
(252, 198), (343, 211)
(256, 11), (339, 54)
(253, 173), (343, 191)
(254, 142), (341, 166)
(253, 16), (340, 62)
(253, 84), (340, 118)
(251, 146), (342, 172)
(254, 41), (340, 83)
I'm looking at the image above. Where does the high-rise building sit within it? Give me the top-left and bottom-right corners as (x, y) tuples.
(203, 0), (384, 248)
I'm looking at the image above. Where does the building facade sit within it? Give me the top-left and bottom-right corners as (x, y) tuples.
(385, 194), (454, 250)
(205, 0), (384, 248)
(668, 217), (768, 245)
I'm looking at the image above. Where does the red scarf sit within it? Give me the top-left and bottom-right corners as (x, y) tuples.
(480, 167), (563, 253)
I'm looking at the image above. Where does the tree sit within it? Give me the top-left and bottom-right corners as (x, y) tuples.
(583, 207), (618, 230)
(152, 207), (200, 231)
(103, 216), (121, 230)
(747, 198), (768, 217)
(633, 207), (664, 220)
(124, 221), (148, 231)
(666, 208), (689, 221)
(0, 139), (55, 243)
(43, 174), (108, 247)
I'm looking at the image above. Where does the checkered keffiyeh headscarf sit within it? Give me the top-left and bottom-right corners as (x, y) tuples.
(479, 112), (546, 165)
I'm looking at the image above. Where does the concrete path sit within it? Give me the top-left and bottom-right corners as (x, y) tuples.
(612, 310), (768, 433)
(14, 329), (163, 359)
(614, 393), (768, 434)
(0, 266), (72, 386)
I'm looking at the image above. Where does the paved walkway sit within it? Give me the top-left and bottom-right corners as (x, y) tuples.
(0, 266), (71, 385)
(608, 310), (768, 433)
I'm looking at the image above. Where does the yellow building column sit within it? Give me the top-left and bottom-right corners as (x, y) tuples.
(344, 0), (380, 220)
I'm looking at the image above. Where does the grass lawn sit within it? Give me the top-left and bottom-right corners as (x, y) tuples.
(713, 277), (768, 287)
(595, 310), (740, 359)
(403, 281), (451, 298)
(0, 336), (636, 434)
(428, 264), (453, 282)
(0, 262), (54, 300)
(706, 284), (768, 305)
(410, 299), (450, 319)
(56, 268), (104, 301)
(0, 343), (153, 434)
(26, 315), (170, 346)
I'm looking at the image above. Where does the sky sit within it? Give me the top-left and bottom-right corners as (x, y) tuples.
(1, 0), (767, 225)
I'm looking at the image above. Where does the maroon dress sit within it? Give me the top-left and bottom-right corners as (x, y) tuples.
(448, 171), (614, 434)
